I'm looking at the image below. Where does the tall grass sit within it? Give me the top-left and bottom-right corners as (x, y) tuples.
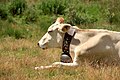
(0, 0), (120, 80)
(0, 0), (120, 27)
(0, 20), (32, 39)
(0, 37), (120, 80)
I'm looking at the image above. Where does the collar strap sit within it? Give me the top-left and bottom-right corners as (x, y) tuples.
(60, 32), (76, 63)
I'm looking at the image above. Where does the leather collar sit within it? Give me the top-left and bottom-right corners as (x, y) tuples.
(60, 32), (76, 63)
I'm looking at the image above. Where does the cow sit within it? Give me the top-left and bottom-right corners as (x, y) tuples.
(35, 17), (120, 70)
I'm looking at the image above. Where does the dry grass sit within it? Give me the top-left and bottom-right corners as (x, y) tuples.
(0, 37), (120, 80)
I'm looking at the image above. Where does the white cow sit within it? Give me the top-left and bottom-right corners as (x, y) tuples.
(35, 17), (120, 70)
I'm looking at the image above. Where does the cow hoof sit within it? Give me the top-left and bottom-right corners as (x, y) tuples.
(35, 66), (44, 70)
(35, 67), (40, 70)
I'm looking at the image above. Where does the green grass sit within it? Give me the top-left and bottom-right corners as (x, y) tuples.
(1, 0), (120, 26)
(1, 0), (120, 80)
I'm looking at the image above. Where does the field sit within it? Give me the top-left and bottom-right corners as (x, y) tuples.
(1, 0), (120, 80)
(1, 35), (120, 80)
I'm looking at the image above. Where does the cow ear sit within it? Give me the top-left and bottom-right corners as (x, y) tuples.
(60, 24), (71, 33)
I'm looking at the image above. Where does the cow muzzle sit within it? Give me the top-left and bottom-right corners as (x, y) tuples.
(37, 43), (47, 50)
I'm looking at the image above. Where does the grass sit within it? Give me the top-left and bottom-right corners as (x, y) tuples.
(1, 0), (120, 80)
(0, 23), (120, 80)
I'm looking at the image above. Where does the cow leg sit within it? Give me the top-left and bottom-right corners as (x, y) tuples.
(35, 50), (79, 70)
(115, 41), (120, 62)
(35, 60), (79, 70)
(74, 33), (117, 66)
(35, 62), (78, 70)
(75, 33), (114, 54)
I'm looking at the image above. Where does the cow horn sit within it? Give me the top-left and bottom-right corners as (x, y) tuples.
(56, 17), (64, 24)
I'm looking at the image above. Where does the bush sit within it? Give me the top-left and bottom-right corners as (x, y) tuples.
(0, 20), (30, 39)
(36, 15), (56, 32)
(3, 26), (25, 39)
(38, 0), (66, 15)
(65, 2), (100, 25)
(37, 0), (101, 25)
(0, 4), (8, 20)
(107, 1), (120, 24)
(0, 0), (120, 34)
(24, 5), (39, 23)
(8, 0), (27, 16)
(99, 0), (120, 25)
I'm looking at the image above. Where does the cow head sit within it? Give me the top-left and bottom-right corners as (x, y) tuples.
(38, 17), (72, 49)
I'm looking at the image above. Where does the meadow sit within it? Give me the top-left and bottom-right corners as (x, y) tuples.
(0, 0), (120, 80)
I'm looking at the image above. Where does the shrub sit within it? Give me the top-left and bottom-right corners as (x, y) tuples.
(0, 20), (30, 39)
(107, 1), (120, 24)
(0, 4), (8, 20)
(99, 0), (120, 25)
(0, 0), (120, 34)
(38, 0), (66, 15)
(24, 5), (39, 23)
(65, 2), (100, 25)
(8, 0), (27, 16)
(3, 26), (25, 39)
(36, 15), (56, 32)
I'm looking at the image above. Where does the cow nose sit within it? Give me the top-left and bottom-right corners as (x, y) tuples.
(37, 42), (46, 49)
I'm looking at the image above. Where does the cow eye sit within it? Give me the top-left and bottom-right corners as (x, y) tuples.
(48, 30), (53, 33)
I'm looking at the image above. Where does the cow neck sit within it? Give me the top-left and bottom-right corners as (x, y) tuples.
(61, 31), (76, 62)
